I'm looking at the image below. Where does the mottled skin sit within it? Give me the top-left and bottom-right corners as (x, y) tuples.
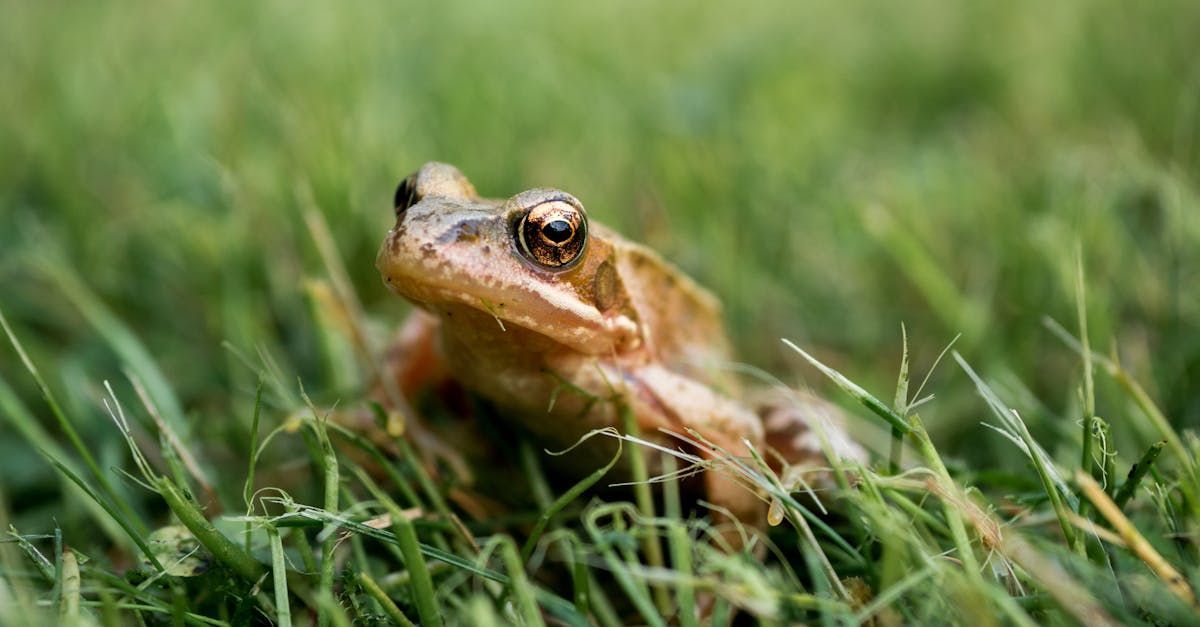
(377, 162), (858, 528)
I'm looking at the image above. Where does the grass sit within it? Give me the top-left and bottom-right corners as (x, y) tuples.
(2, 0), (1200, 623)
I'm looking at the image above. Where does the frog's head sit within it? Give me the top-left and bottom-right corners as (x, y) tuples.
(377, 162), (641, 355)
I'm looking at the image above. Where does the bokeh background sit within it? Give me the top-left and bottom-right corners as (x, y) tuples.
(1, 0), (1197, 534)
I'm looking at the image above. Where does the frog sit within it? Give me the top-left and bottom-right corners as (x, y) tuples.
(376, 162), (864, 531)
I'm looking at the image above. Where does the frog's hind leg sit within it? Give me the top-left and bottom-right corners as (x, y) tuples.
(625, 364), (770, 544)
(754, 389), (867, 480)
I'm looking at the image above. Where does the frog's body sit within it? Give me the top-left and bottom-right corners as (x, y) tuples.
(377, 162), (861, 528)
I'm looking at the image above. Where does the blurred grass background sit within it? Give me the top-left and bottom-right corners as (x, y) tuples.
(1, 0), (1198, 537)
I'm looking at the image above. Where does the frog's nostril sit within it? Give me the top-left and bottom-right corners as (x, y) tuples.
(393, 174), (420, 217)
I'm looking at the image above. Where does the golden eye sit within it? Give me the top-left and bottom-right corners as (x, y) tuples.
(517, 199), (588, 269)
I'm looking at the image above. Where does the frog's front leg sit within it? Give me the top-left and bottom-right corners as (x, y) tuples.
(380, 309), (451, 400)
(373, 309), (476, 486)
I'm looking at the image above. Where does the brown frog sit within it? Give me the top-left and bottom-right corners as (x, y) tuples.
(376, 162), (862, 529)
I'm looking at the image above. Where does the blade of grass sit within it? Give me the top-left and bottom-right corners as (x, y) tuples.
(77, 601), (228, 627)
(853, 566), (933, 625)
(129, 371), (216, 507)
(158, 477), (264, 581)
(617, 401), (670, 614)
(7, 531), (55, 584)
(882, 488), (952, 538)
(783, 338), (911, 434)
(947, 479), (1116, 626)
(297, 388), (340, 627)
(267, 525), (292, 627)
(1114, 441), (1165, 508)
(1081, 406), (1096, 485)
(39, 261), (188, 435)
(904, 414), (982, 577)
(1096, 418), (1116, 493)
(301, 198), (369, 360)
(45, 457), (164, 572)
(568, 535), (591, 617)
(243, 380), (264, 553)
(662, 454), (697, 627)
(518, 439), (555, 510)
(1076, 470), (1196, 607)
(0, 308), (144, 533)
(84, 566), (231, 626)
(395, 437), (453, 524)
(744, 441), (849, 602)
(955, 352), (1082, 555)
(273, 509), (503, 583)
(657, 423), (865, 564)
(1043, 317), (1199, 507)
(352, 468), (442, 627)
(358, 571), (415, 627)
(1075, 246), (1098, 481)
(584, 503), (665, 627)
(60, 554), (82, 623)
(0, 376), (128, 547)
(891, 323), (910, 473)
(500, 537), (545, 627)
(327, 417), (424, 510)
(521, 428), (621, 562)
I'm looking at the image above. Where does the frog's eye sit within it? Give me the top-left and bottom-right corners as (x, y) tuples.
(517, 199), (588, 269)
(393, 174), (420, 217)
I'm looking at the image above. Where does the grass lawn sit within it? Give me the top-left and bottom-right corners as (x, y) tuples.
(1, 0), (1199, 624)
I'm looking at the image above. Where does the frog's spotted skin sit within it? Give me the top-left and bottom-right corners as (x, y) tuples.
(377, 162), (863, 530)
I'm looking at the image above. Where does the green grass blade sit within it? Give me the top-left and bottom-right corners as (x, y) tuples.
(359, 571), (416, 627)
(243, 379), (264, 553)
(521, 430), (621, 562)
(157, 477), (264, 581)
(267, 525), (292, 627)
(501, 537), (545, 627)
(44, 456), (164, 572)
(891, 323), (911, 473)
(1114, 441), (1165, 509)
(353, 468), (442, 627)
(616, 402), (671, 615)
(955, 353), (1082, 554)
(39, 262), (189, 436)
(0, 375), (128, 547)
(0, 308), (144, 533)
(661, 455), (696, 627)
(584, 503), (666, 627)
(784, 338), (911, 434)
